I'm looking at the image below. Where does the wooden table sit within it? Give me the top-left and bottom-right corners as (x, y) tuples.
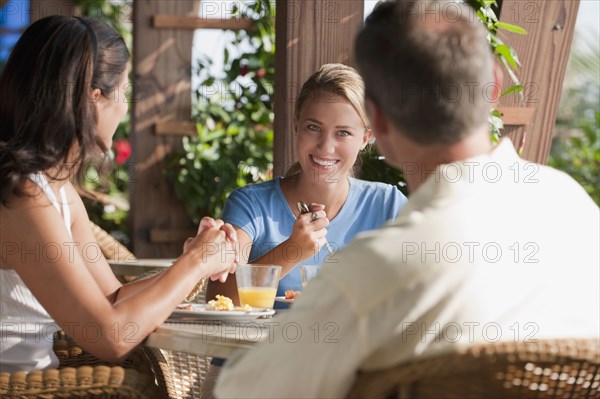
(146, 317), (278, 358)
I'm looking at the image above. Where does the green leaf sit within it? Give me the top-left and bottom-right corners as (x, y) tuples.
(495, 44), (518, 70)
(501, 85), (524, 96)
(500, 57), (521, 87)
(495, 22), (528, 35)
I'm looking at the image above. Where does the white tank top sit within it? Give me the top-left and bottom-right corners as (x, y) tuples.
(0, 172), (71, 372)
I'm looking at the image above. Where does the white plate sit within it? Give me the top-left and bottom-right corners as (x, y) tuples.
(169, 304), (275, 322)
(274, 296), (295, 303)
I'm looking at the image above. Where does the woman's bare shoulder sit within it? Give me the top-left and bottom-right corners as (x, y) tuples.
(0, 179), (57, 268)
(0, 178), (52, 213)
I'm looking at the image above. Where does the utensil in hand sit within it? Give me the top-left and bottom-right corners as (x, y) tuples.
(296, 201), (334, 255)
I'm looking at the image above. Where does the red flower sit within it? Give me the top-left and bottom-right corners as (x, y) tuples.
(240, 65), (249, 77)
(114, 139), (131, 165)
(255, 68), (266, 78)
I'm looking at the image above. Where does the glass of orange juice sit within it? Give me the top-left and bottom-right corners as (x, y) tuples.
(236, 265), (281, 308)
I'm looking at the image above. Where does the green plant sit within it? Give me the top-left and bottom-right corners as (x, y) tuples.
(467, 0), (527, 142)
(360, 0), (526, 188)
(359, 145), (408, 196)
(167, 0), (275, 222)
(548, 112), (600, 205)
(549, 32), (600, 205)
(169, 1), (526, 211)
(73, 0), (133, 47)
(81, 159), (131, 244)
(75, 0), (133, 243)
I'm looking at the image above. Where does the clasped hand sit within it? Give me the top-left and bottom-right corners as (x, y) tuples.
(183, 217), (239, 282)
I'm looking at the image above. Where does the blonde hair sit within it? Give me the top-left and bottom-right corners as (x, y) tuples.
(285, 63), (369, 177)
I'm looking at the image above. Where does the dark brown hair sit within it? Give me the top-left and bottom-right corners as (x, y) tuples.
(355, 0), (494, 145)
(0, 16), (129, 205)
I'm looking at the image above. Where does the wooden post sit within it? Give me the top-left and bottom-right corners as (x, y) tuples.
(498, 0), (579, 164)
(131, 0), (199, 257)
(273, 0), (364, 176)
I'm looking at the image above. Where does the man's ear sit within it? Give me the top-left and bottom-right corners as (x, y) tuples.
(365, 97), (388, 138)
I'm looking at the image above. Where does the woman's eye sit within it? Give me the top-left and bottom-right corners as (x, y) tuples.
(338, 130), (351, 137)
(307, 124), (320, 132)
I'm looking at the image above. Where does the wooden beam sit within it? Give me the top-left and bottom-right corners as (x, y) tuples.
(273, 0), (365, 176)
(131, 1), (200, 257)
(496, 107), (536, 126)
(154, 121), (196, 136)
(153, 15), (255, 30)
(498, 0), (579, 163)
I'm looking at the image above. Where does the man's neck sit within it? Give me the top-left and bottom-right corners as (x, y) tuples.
(404, 130), (493, 193)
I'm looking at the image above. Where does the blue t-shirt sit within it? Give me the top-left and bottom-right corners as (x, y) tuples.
(222, 176), (407, 299)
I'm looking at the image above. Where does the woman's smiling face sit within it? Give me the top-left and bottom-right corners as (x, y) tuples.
(295, 92), (371, 184)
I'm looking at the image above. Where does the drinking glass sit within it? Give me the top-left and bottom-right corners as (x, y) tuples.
(236, 264), (281, 308)
(300, 265), (322, 289)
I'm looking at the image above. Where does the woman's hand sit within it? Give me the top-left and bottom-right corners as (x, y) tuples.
(286, 203), (329, 262)
(183, 217), (239, 282)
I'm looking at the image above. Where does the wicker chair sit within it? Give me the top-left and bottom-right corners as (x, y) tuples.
(347, 338), (600, 399)
(90, 221), (135, 261)
(131, 269), (212, 399)
(0, 333), (165, 398)
(0, 224), (169, 398)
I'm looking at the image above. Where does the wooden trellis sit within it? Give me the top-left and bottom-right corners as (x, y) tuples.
(131, 0), (258, 255)
(127, 0), (578, 257)
(130, 0), (367, 256)
(0, 1), (582, 254)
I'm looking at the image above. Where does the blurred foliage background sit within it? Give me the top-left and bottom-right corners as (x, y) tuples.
(548, 32), (600, 205)
(3, 0), (591, 245)
(75, 0), (133, 246)
(167, 0), (274, 222)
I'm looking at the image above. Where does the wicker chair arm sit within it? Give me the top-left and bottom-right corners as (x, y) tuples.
(347, 338), (600, 399)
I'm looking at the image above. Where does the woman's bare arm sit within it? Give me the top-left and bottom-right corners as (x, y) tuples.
(2, 182), (236, 361)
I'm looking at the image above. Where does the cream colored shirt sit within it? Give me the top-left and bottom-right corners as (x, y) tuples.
(215, 139), (600, 398)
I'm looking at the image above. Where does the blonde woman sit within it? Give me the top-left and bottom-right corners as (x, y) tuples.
(207, 64), (407, 305)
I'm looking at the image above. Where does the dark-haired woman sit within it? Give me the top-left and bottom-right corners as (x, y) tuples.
(0, 16), (237, 373)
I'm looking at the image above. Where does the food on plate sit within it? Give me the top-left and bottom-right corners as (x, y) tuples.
(285, 289), (300, 300)
(206, 294), (234, 310)
(206, 295), (252, 311)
